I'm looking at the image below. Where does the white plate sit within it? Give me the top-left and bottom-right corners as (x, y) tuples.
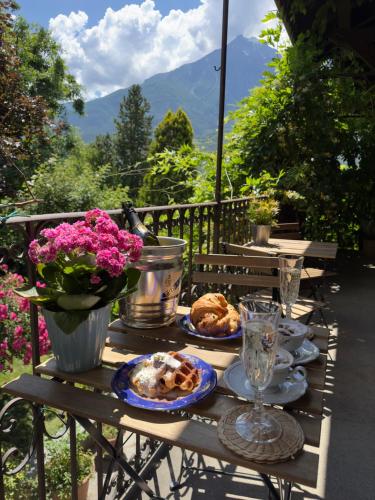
(224, 361), (308, 405)
(292, 339), (320, 365)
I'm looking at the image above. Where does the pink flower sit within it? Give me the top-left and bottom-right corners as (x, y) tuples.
(36, 281), (46, 289)
(14, 325), (24, 336)
(95, 216), (119, 235)
(90, 275), (101, 285)
(0, 264), (8, 271)
(9, 311), (18, 321)
(0, 291), (5, 298)
(19, 298), (29, 312)
(0, 304), (8, 320)
(96, 248), (127, 277)
(85, 208), (110, 226)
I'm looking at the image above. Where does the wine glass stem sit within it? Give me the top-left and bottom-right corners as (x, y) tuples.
(253, 387), (265, 420)
(286, 304), (292, 320)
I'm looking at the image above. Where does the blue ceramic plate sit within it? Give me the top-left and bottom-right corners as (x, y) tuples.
(179, 314), (242, 341)
(111, 353), (217, 411)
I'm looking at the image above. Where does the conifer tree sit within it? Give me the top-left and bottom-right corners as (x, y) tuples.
(150, 108), (194, 155)
(114, 84), (153, 196)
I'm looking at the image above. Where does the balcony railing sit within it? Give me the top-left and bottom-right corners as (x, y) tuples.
(0, 197), (251, 499)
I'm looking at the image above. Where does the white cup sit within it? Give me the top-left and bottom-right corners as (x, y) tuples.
(278, 319), (307, 353)
(267, 348), (307, 391)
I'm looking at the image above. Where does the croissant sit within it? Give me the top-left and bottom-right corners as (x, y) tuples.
(191, 293), (240, 336)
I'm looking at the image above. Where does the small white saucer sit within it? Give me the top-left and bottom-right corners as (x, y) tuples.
(224, 361), (308, 405)
(292, 339), (320, 365)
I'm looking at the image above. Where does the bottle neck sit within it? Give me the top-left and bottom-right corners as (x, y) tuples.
(122, 204), (142, 230)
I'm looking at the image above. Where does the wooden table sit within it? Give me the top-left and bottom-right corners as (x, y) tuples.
(246, 238), (338, 260)
(2, 307), (330, 499)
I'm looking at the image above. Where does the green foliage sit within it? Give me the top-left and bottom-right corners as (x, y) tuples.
(3, 428), (93, 499)
(13, 17), (83, 117)
(0, 1), (48, 196)
(0, 2), (83, 199)
(28, 140), (129, 214)
(150, 108), (194, 155)
(3, 469), (38, 500)
(226, 9), (375, 247)
(248, 197), (280, 226)
(138, 146), (210, 206)
(114, 84), (153, 197)
(44, 431), (93, 499)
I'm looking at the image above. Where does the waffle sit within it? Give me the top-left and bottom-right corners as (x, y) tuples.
(160, 352), (200, 393)
(130, 352), (201, 398)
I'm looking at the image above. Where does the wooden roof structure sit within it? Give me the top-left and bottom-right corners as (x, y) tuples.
(275, 0), (375, 76)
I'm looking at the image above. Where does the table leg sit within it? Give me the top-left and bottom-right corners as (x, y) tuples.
(74, 415), (164, 499)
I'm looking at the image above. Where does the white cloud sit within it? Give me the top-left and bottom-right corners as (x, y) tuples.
(49, 0), (275, 100)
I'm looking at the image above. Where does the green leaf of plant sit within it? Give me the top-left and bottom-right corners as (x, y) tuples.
(14, 286), (38, 298)
(53, 310), (91, 335)
(125, 268), (141, 290)
(57, 294), (101, 310)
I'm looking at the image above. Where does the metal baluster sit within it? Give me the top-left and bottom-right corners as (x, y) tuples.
(187, 208), (194, 305)
(152, 211), (160, 236)
(33, 404), (46, 499)
(167, 210), (173, 237)
(24, 221), (46, 499)
(179, 209), (185, 240)
(207, 207), (211, 254)
(94, 390), (104, 496)
(0, 441), (4, 500)
(69, 415), (78, 500)
(198, 206), (204, 254)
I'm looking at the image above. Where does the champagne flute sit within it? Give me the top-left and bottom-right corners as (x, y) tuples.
(279, 254), (304, 320)
(236, 299), (281, 443)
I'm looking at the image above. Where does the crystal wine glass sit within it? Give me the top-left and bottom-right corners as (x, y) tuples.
(236, 299), (281, 443)
(279, 254), (304, 320)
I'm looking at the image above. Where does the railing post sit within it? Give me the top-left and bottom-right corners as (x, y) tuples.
(214, 0), (229, 253)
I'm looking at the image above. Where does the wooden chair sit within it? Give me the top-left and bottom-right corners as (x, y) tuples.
(192, 253), (322, 324)
(271, 222), (301, 240)
(223, 242), (336, 284)
(222, 242), (335, 326)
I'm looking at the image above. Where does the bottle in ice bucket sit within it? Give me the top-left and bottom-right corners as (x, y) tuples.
(122, 202), (160, 246)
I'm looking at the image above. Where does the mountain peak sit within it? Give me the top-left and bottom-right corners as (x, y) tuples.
(66, 37), (275, 144)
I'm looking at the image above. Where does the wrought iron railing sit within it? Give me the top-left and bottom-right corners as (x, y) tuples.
(0, 197), (251, 499)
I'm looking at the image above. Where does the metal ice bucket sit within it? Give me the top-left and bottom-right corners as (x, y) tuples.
(120, 236), (187, 329)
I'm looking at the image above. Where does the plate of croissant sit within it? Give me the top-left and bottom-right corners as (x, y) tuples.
(179, 293), (242, 340)
(111, 351), (217, 411)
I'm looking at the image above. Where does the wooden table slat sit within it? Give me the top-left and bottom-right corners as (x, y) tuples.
(245, 238), (338, 260)
(35, 359), (322, 447)
(2, 374), (319, 487)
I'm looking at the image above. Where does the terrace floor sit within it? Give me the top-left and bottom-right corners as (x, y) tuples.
(88, 254), (375, 500)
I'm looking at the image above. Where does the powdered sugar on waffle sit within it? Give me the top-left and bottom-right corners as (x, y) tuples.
(130, 352), (200, 399)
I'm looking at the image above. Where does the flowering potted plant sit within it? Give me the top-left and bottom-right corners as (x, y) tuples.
(15, 209), (142, 373)
(248, 196), (279, 245)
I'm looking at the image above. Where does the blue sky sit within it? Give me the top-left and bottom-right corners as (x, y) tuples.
(18, 0), (200, 28)
(17, 0), (275, 99)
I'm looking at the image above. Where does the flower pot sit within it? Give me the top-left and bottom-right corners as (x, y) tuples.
(251, 224), (271, 245)
(43, 305), (110, 373)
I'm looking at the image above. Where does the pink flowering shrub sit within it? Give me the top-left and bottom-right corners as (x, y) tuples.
(16, 209), (143, 334)
(0, 265), (50, 372)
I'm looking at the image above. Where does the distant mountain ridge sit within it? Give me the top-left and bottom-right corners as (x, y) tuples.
(66, 36), (275, 144)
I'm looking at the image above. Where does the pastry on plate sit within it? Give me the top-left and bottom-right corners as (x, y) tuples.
(190, 293), (240, 337)
(130, 352), (200, 399)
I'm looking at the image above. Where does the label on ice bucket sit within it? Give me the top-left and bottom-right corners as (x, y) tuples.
(161, 272), (181, 301)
